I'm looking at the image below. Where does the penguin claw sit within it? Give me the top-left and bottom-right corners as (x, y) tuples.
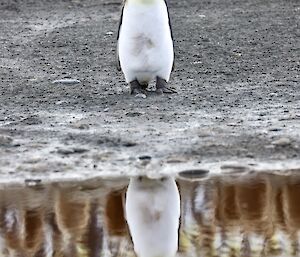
(156, 86), (177, 94)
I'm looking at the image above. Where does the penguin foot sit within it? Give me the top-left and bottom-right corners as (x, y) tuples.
(130, 80), (147, 98)
(156, 77), (177, 94)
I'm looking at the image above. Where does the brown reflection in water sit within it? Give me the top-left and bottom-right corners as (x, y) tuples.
(0, 172), (300, 256)
(181, 172), (300, 257)
(236, 175), (272, 256)
(104, 189), (132, 257)
(55, 188), (91, 256)
(0, 188), (46, 257)
(282, 176), (300, 255)
(82, 202), (104, 257)
(105, 190), (127, 237)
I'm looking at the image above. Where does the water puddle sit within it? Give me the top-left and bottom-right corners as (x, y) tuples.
(0, 170), (300, 257)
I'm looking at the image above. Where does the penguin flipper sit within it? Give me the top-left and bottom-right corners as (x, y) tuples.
(164, 0), (175, 71)
(172, 57), (175, 72)
(116, 45), (121, 71)
(116, 2), (125, 72)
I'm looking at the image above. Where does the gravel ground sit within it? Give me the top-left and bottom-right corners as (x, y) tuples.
(0, 0), (299, 183)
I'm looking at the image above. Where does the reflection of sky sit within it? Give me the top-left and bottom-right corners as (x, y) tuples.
(0, 172), (300, 256)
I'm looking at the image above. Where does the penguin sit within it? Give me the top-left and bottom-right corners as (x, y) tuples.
(117, 0), (176, 97)
(125, 176), (180, 257)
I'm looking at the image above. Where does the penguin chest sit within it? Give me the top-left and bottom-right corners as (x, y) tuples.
(119, 2), (174, 82)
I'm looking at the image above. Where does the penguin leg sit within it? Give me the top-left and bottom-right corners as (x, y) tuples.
(155, 77), (177, 94)
(130, 80), (147, 97)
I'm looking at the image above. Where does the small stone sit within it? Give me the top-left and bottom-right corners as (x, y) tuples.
(166, 156), (186, 163)
(52, 78), (81, 85)
(265, 144), (275, 149)
(138, 155), (152, 166)
(138, 155), (152, 161)
(259, 112), (267, 117)
(135, 93), (146, 99)
(21, 116), (42, 125)
(57, 148), (88, 155)
(272, 138), (291, 146)
(55, 100), (68, 105)
(25, 179), (42, 187)
(269, 128), (282, 132)
(57, 148), (74, 155)
(23, 158), (41, 164)
(71, 122), (89, 130)
(227, 123), (240, 127)
(245, 153), (255, 158)
(73, 148), (89, 154)
(123, 141), (137, 147)
(0, 135), (13, 146)
(126, 112), (142, 117)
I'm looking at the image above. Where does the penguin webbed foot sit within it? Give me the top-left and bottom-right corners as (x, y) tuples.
(156, 77), (177, 94)
(130, 80), (147, 99)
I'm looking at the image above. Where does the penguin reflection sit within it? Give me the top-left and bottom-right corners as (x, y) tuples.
(126, 176), (180, 257)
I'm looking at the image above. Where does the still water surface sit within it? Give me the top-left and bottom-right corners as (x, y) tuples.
(1, 171), (300, 257)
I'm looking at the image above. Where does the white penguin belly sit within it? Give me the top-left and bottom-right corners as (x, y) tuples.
(125, 178), (180, 257)
(118, 0), (174, 84)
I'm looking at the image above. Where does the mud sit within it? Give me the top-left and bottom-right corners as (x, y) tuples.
(0, 0), (299, 183)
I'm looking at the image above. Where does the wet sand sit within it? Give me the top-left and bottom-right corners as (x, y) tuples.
(0, 0), (299, 183)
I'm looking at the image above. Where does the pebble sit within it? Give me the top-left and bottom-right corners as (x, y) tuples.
(138, 155), (152, 166)
(0, 135), (13, 146)
(122, 141), (137, 147)
(57, 148), (74, 155)
(135, 93), (147, 99)
(55, 100), (68, 105)
(57, 148), (89, 155)
(126, 112), (142, 117)
(138, 155), (152, 161)
(269, 127), (282, 132)
(73, 148), (89, 154)
(25, 179), (42, 187)
(21, 116), (42, 125)
(52, 78), (81, 85)
(71, 122), (89, 130)
(166, 155), (189, 163)
(272, 137), (291, 146)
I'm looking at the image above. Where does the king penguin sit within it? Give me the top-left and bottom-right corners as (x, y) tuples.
(125, 176), (180, 257)
(117, 0), (176, 97)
